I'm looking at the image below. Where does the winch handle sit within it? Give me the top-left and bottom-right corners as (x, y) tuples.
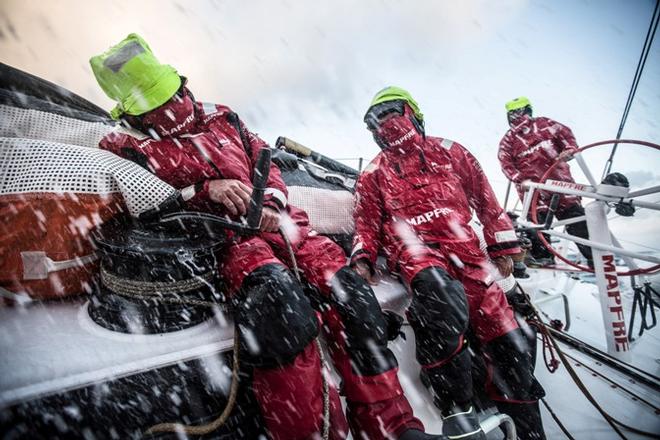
(246, 148), (272, 230)
(276, 136), (359, 177)
(155, 149), (271, 234)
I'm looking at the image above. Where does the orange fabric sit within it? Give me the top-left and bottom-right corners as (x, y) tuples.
(0, 192), (125, 301)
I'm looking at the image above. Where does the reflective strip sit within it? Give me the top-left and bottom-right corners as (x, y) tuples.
(440, 138), (454, 149)
(180, 185), (197, 201)
(442, 406), (474, 419)
(494, 230), (517, 243)
(114, 125), (149, 140)
(350, 242), (364, 257)
(265, 187), (287, 207)
(103, 40), (145, 73)
(202, 102), (217, 116)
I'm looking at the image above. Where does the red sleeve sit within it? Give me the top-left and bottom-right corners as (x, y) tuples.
(350, 163), (383, 271)
(100, 131), (217, 214)
(497, 133), (523, 183)
(543, 117), (579, 154)
(556, 121), (579, 153)
(453, 143), (521, 258)
(236, 117), (288, 212)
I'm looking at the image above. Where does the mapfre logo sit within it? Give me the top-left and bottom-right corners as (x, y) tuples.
(406, 207), (453, 226)
(388, 129), (416, 147)
(519, 139), (552, 157)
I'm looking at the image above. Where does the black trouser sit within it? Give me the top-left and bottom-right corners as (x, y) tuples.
(328, 267), (398, 375)
(407, 267), (472, 410)
(529, 203), (592, 263)
(234, 264), (318, 367)
(408, 267), (546, 438)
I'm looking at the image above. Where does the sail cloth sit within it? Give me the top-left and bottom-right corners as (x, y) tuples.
(272, 149), (356, 253)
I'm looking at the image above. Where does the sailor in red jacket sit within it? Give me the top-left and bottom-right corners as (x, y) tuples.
(353, 87), (546, 440)
(498, 97), (592, 265)
(90, 34), (433, 440)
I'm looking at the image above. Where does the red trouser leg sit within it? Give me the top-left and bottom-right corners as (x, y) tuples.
(323, 308), (424, 439)
(220, 236), (348, 440)
(283, 231), (423, 439)
(253, 341), (348, 440)
(455, 264), (518, 345)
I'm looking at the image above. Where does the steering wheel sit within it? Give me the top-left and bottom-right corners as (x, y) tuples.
(529, 139), (660, 276)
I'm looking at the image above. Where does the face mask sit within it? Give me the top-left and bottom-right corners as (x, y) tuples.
(371, 106), (424, 152)
(142, 90), (197, 137)
(507, 107), (532, 127)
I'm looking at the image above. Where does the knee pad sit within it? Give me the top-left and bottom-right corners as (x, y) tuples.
(330, 267), (397, 374)
(486, 329), (545, 401)
(408, 267), (469, 365)
(235, 264), (319, 368)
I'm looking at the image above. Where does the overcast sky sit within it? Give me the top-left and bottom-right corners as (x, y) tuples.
(1, 0), (659, 248)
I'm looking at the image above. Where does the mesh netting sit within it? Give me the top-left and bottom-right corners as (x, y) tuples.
(287, 186), (354, 234)
(0, 104), (114, 149)
(0, 138), (177, 216)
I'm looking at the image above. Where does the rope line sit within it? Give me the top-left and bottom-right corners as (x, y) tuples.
(560, 350), (660, 414)
(145, 332), (241, 436)
(100, 266), (238, 435)
(541, 398), (575, 440)
(517, 283), (629, 439)
(279, 227), (331, 440)
(101, 267), (214, 296)
(603, 0), (660, 178)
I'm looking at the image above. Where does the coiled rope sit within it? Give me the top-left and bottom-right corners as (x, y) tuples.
(131, 226), (331, 438)
(280, 226), (331, 440)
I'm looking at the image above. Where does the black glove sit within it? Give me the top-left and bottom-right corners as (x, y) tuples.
(383, 310), (406, 341)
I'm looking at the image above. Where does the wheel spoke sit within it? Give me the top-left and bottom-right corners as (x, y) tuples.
(609, 233), (640, 271)
(574, 152), (599, 187)
(551, 215), (586, 228)
(627, 184), (660, 198)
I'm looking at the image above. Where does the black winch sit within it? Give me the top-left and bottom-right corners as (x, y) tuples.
(90, 148), (272, 334)
(90, 214), (229, 334)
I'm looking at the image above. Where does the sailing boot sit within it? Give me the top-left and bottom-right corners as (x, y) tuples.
(496, 401), (546, 440)
(441, 404), (486, 440)
(513, 260), (530, 278)
(399, 428), (449, 440)
(422, 347), (486, 440)
(485, 330), (546, 440)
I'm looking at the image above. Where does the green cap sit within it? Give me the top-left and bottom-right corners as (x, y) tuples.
(90, 33), (181, 119)
(505, 96), (532, 112)
(369, 86), (424, 122)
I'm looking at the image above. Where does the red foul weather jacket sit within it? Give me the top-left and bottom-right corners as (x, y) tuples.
(351, 136), (520, 280)
(99, 101), (291, 222)
(498, 116), (581, 212)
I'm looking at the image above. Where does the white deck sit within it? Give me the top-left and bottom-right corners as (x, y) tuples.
(1, 270), (658, 438)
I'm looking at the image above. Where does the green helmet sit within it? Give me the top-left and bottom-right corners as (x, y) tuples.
(90, 33), (182, 120)
(505, 96), (532, 113)
(369, 86), (424, 122)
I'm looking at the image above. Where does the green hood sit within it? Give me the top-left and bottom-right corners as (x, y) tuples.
(90, 33), (181, 119)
